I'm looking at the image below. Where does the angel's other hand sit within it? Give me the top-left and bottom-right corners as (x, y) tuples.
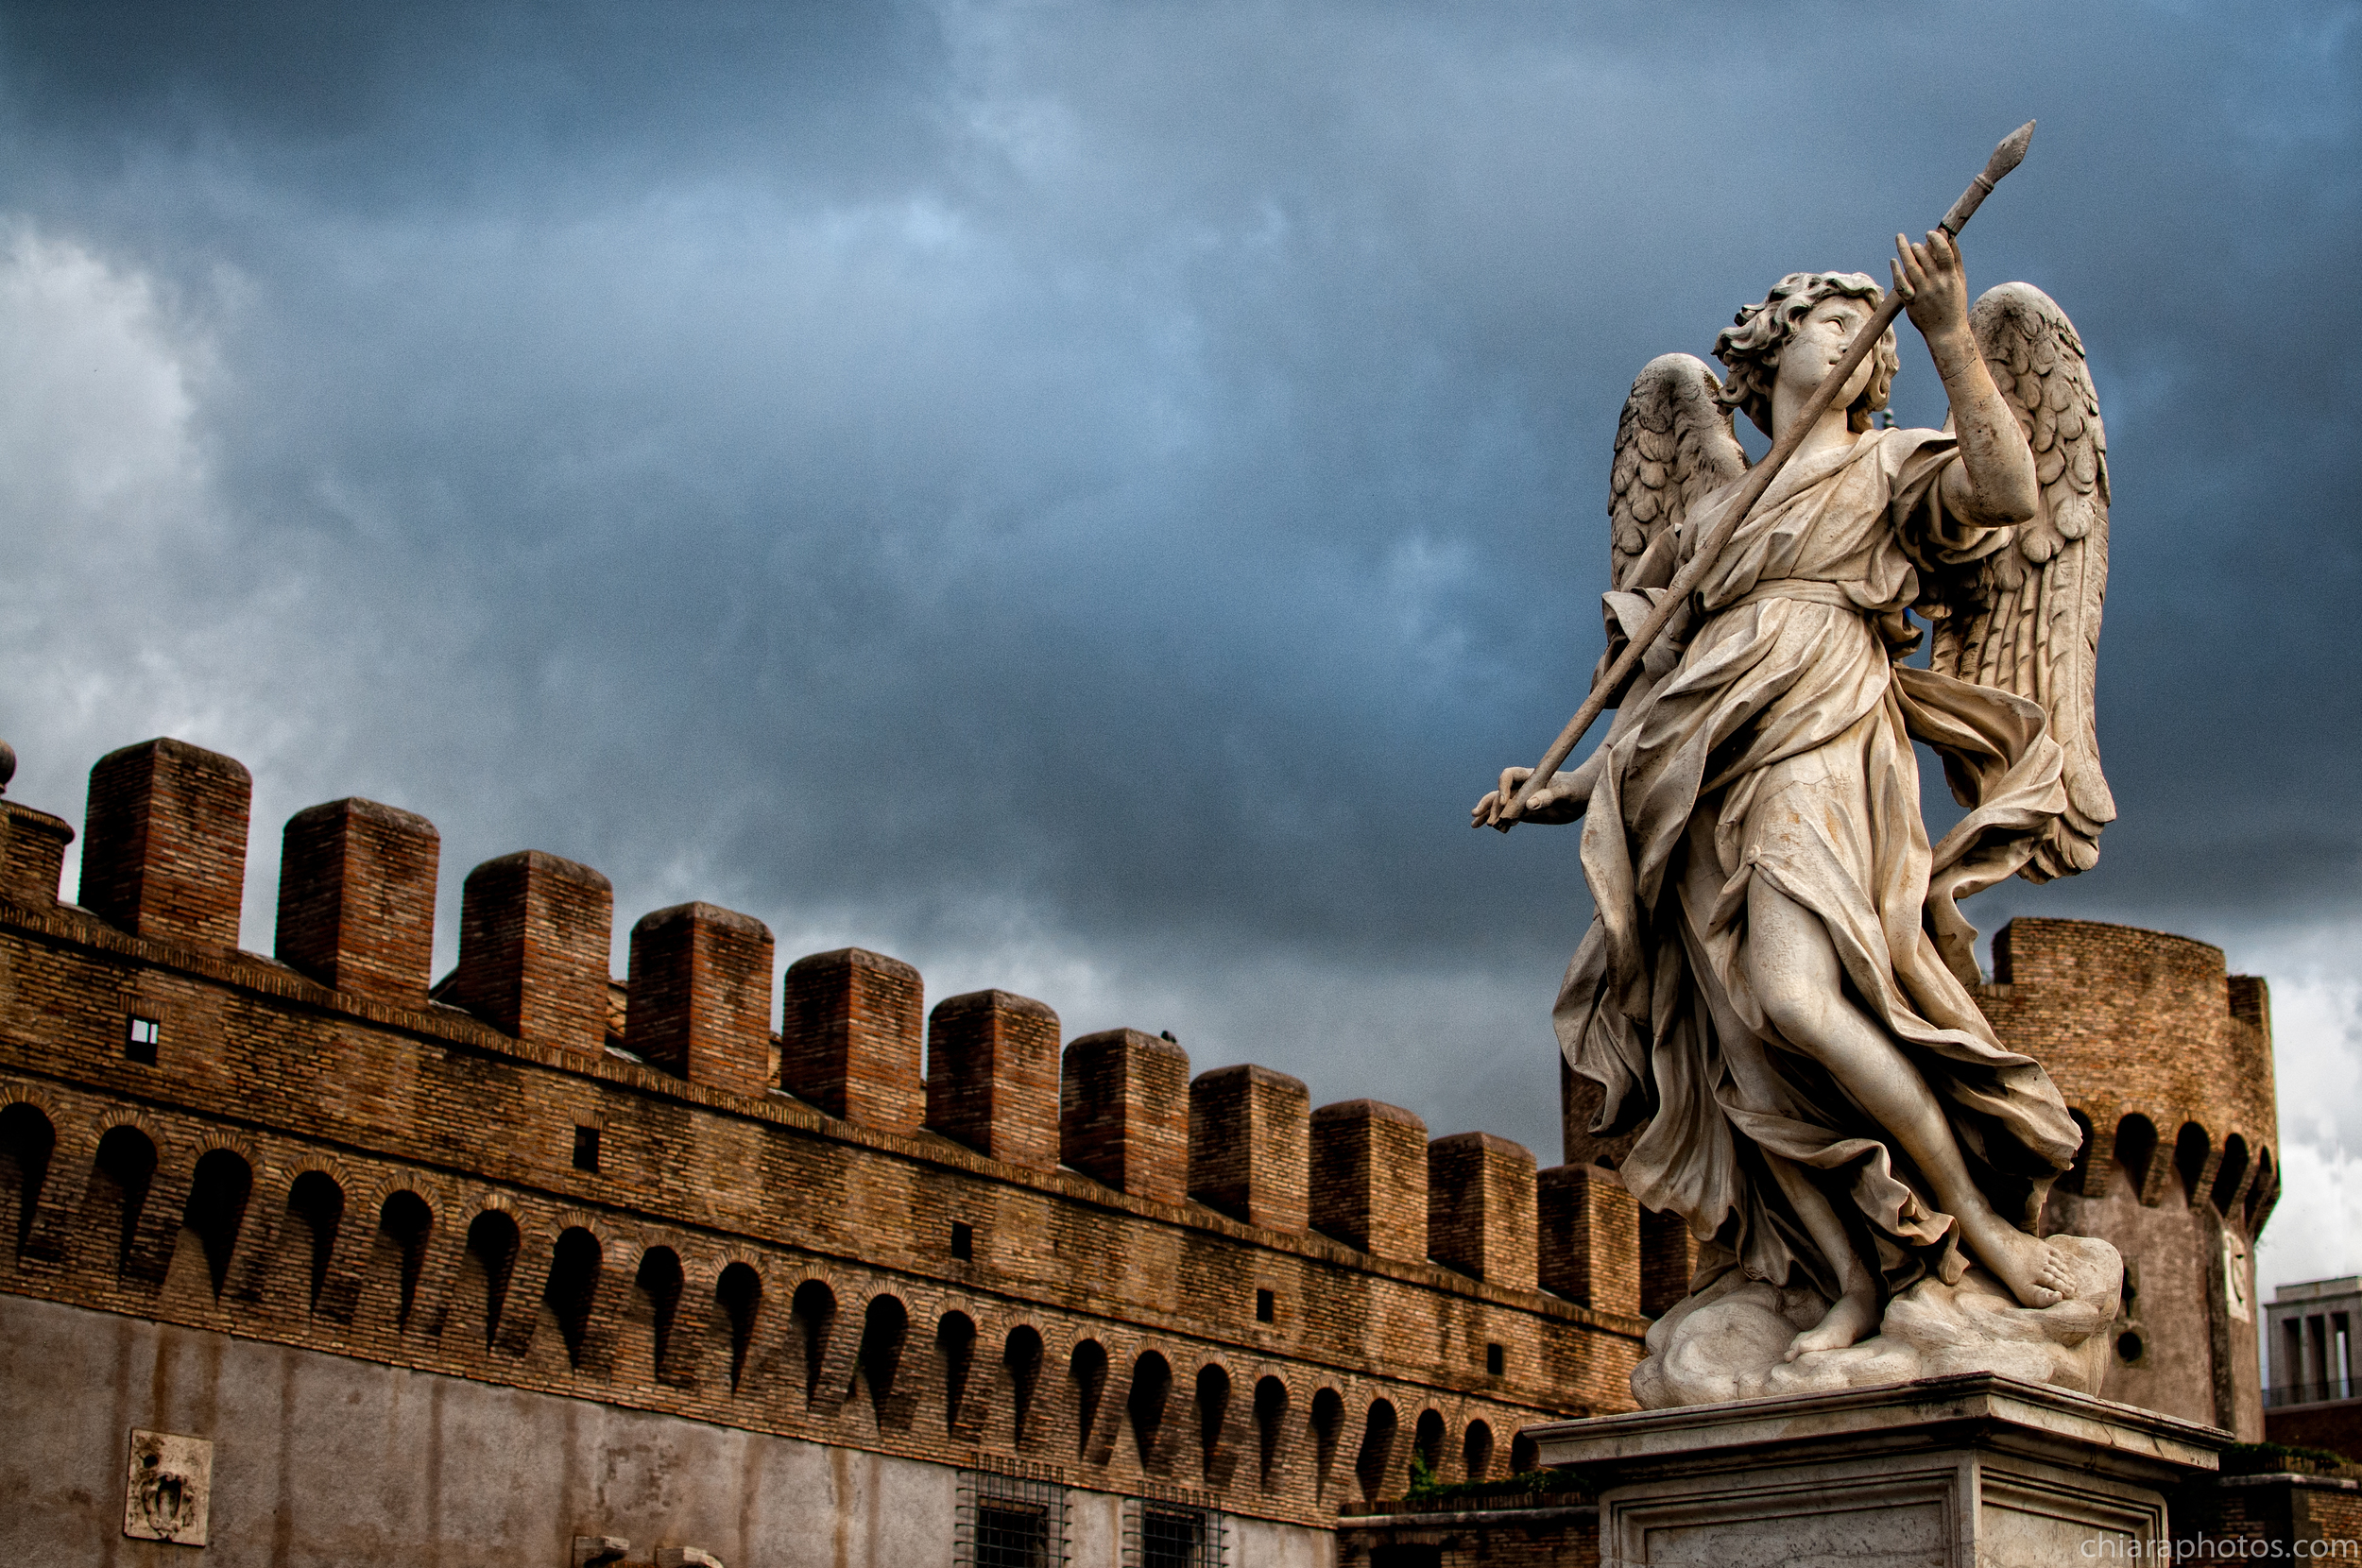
(1892, 228), (1970, 343)
(1472, 767), (1535, 829)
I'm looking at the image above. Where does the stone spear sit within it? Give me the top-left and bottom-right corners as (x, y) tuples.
(1488, 121), (2036, 827)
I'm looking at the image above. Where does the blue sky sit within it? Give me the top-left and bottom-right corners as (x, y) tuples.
(0, 1), (2355, 1296)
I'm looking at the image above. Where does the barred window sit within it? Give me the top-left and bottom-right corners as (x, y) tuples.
(958, 1468), (1069, 1568)
(1121, 1497), (1227, 1568)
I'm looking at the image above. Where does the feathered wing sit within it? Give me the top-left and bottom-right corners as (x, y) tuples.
(1608, 354), (1749, 590)
(1925, 281), (2115, 879)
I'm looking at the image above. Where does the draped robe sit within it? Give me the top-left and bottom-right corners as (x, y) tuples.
(1554, 425), (2082, 1304)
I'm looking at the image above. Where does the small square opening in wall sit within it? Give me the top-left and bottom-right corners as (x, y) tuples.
(1123, 1496), (1227, 1567)
(572, 1126), (601, 1172)
(125, 1016), (160, 1065)
(950, 1221), (974, 1260)
(1486, 1341), (1505, 1376)
(1256, 1288), (1275, 1323)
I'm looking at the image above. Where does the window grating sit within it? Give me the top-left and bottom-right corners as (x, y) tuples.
(1121, 1496), (1229, 1568)
(958, 1467), (1070, 1568)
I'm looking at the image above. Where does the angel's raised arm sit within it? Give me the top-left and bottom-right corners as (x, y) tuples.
(1892, 230), (2039, 527)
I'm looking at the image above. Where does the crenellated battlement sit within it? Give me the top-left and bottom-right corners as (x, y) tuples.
(0, 734), (1649, 1531)
(1982, 917), (2279, 1232)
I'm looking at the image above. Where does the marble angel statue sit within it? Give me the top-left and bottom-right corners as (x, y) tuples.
(1474, 230), (2118, 1400)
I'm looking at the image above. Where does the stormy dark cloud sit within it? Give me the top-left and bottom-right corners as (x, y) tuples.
(0, 3), (2357, 1287)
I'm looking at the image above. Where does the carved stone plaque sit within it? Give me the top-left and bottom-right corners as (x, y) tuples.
(123, 1429), (212, 1546)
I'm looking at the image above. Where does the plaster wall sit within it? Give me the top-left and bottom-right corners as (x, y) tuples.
(0, 1292), (1332, 1567)
(2045, 1153), (2263, 1437)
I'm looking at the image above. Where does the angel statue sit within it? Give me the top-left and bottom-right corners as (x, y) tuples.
(1473, 230), (2119, 1404)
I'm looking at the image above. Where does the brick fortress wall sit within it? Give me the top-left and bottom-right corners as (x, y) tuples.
(0, 736), (1652, 1538)
(1991, 918), (2279, 1437)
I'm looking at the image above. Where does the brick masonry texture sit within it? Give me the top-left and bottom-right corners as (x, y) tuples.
(779, 947), (925, 1133)
(0, 736), (1652, 1536)
(1429, 1133), (1538, 1293)
(1190, 1065), (1310, 1235)
(626, 902), (775, 1101)
(0, 801), (72, 908)
(1313, 1100), (1429, 1264)
(451, 849), (614, 1059)
(926, 989), (1060, 1170)
(275, 797), (440, 1009)
(1537, 1165), (1638, 1317)
(78, 738), (251, 950)
(1060, 1029), (1191, 1206)
(1983, 917), (2277, 1219)
(2182, 1472), (2362, 1555)
(3, 733), (2286, 1540)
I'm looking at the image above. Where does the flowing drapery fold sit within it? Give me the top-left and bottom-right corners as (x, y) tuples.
(1555, 427), (2080, 1304)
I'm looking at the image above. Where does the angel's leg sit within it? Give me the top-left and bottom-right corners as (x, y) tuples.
(1759, 1154), (1882, 1359)
(1743, 879), (2074, 1309)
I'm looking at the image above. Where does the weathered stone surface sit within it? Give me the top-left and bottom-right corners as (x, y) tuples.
(1500, 249), (2131, 1406)
(1633, 1235), (2122, 1408)
(1531, 1372), (2226, 1568)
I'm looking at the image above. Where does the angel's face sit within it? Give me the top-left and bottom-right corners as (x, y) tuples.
(1773, 295), (1877, 410)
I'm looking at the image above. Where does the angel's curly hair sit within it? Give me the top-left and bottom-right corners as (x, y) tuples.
(1712, 271), (1900, 437)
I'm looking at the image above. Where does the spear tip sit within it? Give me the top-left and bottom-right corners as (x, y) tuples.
(1988, 121), (2036, 180)
(1942, 121), (2037, 235)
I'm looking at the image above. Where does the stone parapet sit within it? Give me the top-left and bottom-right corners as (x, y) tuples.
(778, 947), (924, 1133)
(1311, 1099), (1429, 1264)
(625, 902), (774, 1099)
(1060, 1029), (1190, 1205)
(79, 738), (251, 950)
(276, 798), (440, 1008)
(926, 989), (1061, 1169)
(0, 731), (1658, 1537)
(1189, 1064), (1309, 1235)
(451, 849), (614, 1057)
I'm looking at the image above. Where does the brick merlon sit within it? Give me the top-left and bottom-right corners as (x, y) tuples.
(632, 900), (767, 940)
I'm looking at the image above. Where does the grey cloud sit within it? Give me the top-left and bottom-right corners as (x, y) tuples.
(0, 1), (2356, 1167)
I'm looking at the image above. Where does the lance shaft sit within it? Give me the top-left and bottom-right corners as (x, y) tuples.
(1491, 121), (2034, 827)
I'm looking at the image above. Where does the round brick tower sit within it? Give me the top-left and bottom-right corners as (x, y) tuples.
(1563, 916), (2279, 1437)
(1987, 917), (2277, 1438)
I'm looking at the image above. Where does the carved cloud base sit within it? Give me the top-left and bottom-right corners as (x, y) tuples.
(1525, 1372), (2224, 1568)
(1633, 1234), (2122, 1410)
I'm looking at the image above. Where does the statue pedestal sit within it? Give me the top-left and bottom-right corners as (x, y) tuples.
(1524, 1373), (2227, 1568)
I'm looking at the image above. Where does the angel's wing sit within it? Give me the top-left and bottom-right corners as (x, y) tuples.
(1926, 281), (2115, 879)
(1608, 354), (1748, 590)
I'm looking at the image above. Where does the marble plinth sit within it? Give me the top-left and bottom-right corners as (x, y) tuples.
(1524, 1373), (2227, 1568)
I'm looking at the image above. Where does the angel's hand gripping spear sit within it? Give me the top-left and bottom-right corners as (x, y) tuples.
(1479, 122), (2035, 831)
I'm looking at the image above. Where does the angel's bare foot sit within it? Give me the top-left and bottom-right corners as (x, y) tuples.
(1784, 1284), (1880, 1361)
(1969, 1219), (2075, 1308)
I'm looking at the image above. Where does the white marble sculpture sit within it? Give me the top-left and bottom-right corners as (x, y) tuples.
(1475, 231), (2121, 1406)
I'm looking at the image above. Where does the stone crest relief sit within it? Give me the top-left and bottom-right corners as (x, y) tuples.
(124, 1429), (213, 1546)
